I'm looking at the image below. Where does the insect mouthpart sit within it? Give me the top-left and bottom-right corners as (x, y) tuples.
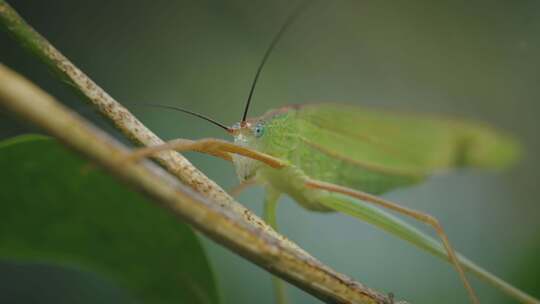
(230, 121), (252, 134)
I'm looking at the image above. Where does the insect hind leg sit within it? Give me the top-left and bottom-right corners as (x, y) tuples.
(305, 179), (480, 304)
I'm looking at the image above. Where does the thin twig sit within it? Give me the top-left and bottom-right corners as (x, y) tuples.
(0, 0), (278, 239)
(0, 64), (405, 304)
(0, 0), (312, 276)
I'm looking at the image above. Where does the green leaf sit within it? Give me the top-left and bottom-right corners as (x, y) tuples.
(0, 135), (220, 304)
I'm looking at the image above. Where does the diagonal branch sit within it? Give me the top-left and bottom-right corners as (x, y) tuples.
(0, 64), (404, 304)
(0, 0), (305, 267)
(0, 1), (407, 303)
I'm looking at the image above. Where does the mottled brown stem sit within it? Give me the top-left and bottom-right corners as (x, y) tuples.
(0, 0), (283, 243)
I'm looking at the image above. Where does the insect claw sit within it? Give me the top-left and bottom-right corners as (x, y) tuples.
(121, 148), (152, 165)
(387, 292), (395, 304)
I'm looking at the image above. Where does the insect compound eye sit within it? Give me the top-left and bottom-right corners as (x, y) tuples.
(253, 123), (264, 138)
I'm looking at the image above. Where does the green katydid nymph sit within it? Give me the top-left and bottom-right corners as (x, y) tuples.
(128, 2), (539, 304)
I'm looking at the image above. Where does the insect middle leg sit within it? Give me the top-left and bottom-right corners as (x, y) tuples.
(304, 179), (480, 304)
(263, 188), (289, 304)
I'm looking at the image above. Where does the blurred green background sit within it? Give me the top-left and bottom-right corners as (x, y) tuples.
(1, 0), (539, 303)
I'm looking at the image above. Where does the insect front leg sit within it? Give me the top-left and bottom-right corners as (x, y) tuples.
(125, 138), (287, 169)
(228, 176), (257, 197)
(127, 138), (232, 162)
(304, 179), (479, 304)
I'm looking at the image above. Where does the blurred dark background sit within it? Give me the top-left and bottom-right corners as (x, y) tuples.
(1, 0), (539, 303)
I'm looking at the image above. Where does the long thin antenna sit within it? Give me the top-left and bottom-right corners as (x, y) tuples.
(138, 104), (231, 132)
(241, 0), (313, 123)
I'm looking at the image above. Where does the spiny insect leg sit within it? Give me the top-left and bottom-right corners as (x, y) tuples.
(304, 179), (480, 304)
(126, 138), (232, 162)
(126, 138), (287, 169)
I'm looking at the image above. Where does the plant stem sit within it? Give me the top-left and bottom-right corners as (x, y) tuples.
(0, 60), (403, 304)
(0, 0), (279, 242)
